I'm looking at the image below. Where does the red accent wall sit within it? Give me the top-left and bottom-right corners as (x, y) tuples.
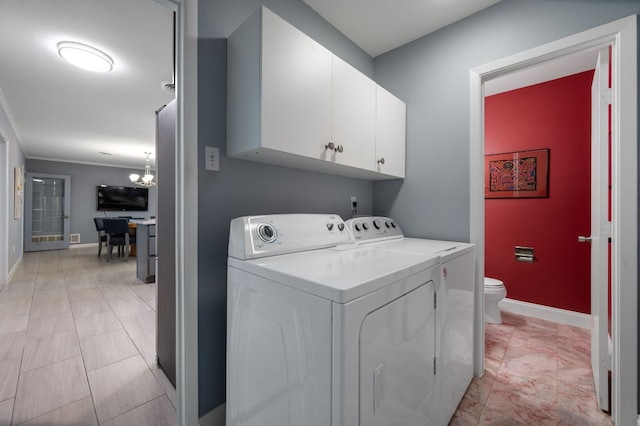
(485, 70), (593, 314)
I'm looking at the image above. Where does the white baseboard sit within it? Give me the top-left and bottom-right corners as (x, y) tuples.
(70, 242), (99, 249)
(199, 403), (225, 426)
(7, 252), (23, 283)
(500, 298), (590, 329)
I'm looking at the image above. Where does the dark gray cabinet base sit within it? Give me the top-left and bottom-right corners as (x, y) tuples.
(135, 222), (156, 284)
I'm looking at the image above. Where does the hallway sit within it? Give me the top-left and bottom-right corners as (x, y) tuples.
(0, 247), (175, 425)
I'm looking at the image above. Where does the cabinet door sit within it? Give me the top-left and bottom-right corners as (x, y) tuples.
(261, 8), (332, 159)
(331, 56), (376, 170)
(375, 86), (406, 178)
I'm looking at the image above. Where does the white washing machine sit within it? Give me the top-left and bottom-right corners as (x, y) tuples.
(345, 216), (476, 424)
(227, 214), (442, 426)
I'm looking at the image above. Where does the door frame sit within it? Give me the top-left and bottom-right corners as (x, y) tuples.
(153, 0), (199, 425)
(0, 137), (7, 285)
(469, 16), (637, 424)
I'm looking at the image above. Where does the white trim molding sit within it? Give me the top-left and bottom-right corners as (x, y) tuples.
(500, 298), (591, 329)
(153, 0), (199, 425)
(470, 15), (637, 425)
(7, 252), (22, 283)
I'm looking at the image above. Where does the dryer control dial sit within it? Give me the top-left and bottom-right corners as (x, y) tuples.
(362, 222), (369, 230)
(257, 223), (277, 243)
(373, 220), (381, 229)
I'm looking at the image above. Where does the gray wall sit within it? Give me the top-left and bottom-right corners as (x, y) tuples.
(0, 103), (24, 274)
(26, 159), (157, 245)
(371, 0), (640, 412)
(373, 0), (640, 241)
(197, 0), (376, 416)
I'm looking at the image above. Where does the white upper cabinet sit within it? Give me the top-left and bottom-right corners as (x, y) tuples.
(227, 6), (405, 180)
(261, 8), (333, 160)
(331, 56), (377, 171)
(375, 86), (406, 178)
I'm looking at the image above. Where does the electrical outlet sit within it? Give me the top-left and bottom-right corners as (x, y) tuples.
(351, 195), (357, 205)
(205, 146), (220, 171)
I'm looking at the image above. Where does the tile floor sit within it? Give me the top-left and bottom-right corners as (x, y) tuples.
(0, 247), (176, 425)
(450, 311), (613, 425)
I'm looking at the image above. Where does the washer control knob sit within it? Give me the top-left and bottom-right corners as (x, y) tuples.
(373, 220), (381, 229)
(355, 224), (361, 232)
(391, 222), (397, 228)
(327, 223), (334, 231)
(362, 223), (369, 230)
(385, 221), (391, 228)
(257, 223), (277, 243)
(337, 223), (345, 231)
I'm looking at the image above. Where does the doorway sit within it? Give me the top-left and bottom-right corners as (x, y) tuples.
(0, 138), (7, 285)
(152, 0), (199, 424)
(24, 172), (71, 252)
(483, 68), (595, 321)
(470, 16), (637, 425)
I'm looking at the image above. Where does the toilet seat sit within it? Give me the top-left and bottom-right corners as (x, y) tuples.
(484, 277), (504, 288)
(484, 286), (505, 295)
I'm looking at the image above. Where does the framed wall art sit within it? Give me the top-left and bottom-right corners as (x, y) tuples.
(14, 165), (24, 219)
(485, 149), (549, 199)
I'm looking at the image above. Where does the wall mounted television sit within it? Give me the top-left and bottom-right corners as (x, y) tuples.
(97, 185), (148, 211)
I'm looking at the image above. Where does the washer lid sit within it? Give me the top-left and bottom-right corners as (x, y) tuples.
(369, 238), (475, 261)
(228, 246), (439, 303)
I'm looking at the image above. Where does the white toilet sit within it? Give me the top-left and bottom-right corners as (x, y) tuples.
(484, 277), (507, 324)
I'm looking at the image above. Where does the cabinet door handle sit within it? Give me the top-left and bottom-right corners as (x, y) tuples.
(377, 157), (385, 165)
(325, 142), (335, 150)
(335, 145), (344, 153)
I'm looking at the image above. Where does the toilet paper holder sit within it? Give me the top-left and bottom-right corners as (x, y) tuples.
(515, 246), (534, 263)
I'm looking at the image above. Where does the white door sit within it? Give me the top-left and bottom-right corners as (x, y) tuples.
(588, 47), (611, 411)
(24, 173), (71, 252)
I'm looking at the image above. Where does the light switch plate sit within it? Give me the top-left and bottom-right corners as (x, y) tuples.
(205, 146), (220, 171)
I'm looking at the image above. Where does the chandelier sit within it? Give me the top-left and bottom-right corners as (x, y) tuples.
(129, 152), (156, 187)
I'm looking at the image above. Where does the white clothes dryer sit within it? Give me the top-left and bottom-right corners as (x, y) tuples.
(227, 214), (442, 426)
(345, 216), (476, 424)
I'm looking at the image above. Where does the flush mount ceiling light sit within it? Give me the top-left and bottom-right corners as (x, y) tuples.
(57, 41), (113, 72)
(129, 152), (156, 187)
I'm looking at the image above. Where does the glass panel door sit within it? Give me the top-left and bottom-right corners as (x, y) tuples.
(24, 173), (71, 252)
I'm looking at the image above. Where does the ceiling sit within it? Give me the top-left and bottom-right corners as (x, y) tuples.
(0, 0), (174, 169)
(302, 0), (503, 57)
(0, 0), (595, 170)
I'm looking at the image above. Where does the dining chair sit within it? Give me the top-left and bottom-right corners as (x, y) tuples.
(93, 217), (107, 257)
(103, 218), (136, 261)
